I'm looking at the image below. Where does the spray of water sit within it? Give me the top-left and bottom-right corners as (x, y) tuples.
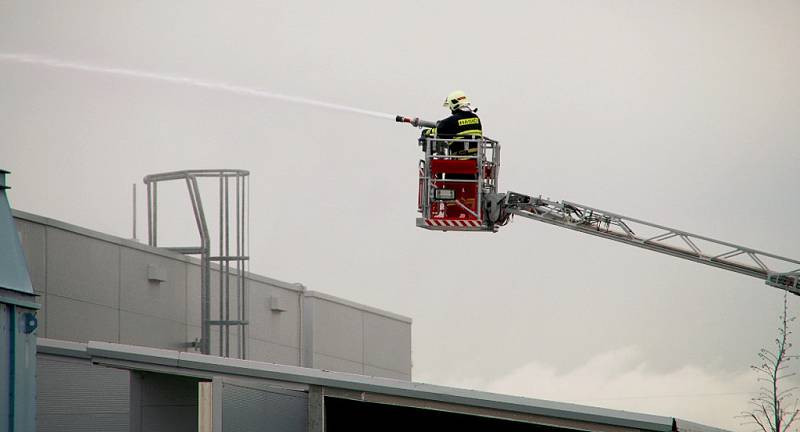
(0, 53), (396, 120)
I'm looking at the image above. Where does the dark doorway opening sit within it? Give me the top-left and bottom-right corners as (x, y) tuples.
(325, 396), (577, 431)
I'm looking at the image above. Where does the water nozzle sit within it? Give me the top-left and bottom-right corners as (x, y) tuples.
(395, 115), (436, 129)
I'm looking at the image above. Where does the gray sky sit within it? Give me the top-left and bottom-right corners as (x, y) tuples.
(2, 1), (799, 429)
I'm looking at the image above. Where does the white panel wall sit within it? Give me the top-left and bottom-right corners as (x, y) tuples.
(16, 210), (411, 379)
(304, 292), (412, 379)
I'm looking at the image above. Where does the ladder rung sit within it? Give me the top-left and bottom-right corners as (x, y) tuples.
(206, 320), (249, 326)
(167, 247), (205, 254)
(208, 256), (250, 261)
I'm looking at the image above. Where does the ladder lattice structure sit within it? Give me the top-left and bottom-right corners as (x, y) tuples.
(502, 191), (800, 295)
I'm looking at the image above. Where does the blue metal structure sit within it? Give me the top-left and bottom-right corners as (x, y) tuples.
(0, 169), (39, 432)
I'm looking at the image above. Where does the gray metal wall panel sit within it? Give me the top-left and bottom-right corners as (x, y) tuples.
(37, 354), (129, 432)
(247, 279), (301, 349)
(187, 324), (201, 350)
(313, 353), (364, 375)
(15, 219), (46, 293)
(45, 294), (119, 343)
(302, 296), (314, 368)
(119, 248), (187, 323)
(186, 265), (201, 326)
(119, 310), (187, 350)
(222, 380), (307, 432)
(246, 339), (301, 366)
(35, 291), (46, 336)
(309, 298), (363, 364)
(363, 312), (412, 375)
(46, 227), (120, 308)
(16, 220), (47, 336)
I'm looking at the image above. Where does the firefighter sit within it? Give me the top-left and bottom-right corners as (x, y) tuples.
(422, 91), (483, 218)
(422, 90), (483, 155)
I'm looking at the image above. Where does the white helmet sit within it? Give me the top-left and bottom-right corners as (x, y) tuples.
(442, 90), (470, 111)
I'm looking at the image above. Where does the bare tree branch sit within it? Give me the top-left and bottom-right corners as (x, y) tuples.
(742, 290), (797, 432)
(748, 412), (769, 432)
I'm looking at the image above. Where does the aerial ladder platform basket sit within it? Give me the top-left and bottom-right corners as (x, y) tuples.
(417, 136), (503, 232)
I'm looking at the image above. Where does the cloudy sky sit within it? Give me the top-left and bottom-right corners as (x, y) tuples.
(2, 1), (799, 429)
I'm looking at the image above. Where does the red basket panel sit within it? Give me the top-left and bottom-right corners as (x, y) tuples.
(430, 159), (477, 176)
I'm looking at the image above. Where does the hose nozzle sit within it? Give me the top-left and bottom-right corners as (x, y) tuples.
(395, 115), (436, 128)
(395, 115), (417, 126)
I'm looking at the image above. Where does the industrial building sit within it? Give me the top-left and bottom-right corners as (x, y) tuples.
(13, 206), (412, 431)
(14, 208), (412, 380)
(2, 172), (730, 431)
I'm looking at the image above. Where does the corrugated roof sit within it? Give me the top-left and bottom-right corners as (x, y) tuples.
(38, 338), (730, 432)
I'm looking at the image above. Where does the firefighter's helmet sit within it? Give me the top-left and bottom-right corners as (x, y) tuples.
(443, 90), (470, 111)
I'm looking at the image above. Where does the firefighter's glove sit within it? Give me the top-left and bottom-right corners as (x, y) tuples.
(419, 128), (435, 152)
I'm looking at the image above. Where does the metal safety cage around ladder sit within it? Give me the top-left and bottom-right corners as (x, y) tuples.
(144, 169), (250, 358)
(417, 137), (500, 232)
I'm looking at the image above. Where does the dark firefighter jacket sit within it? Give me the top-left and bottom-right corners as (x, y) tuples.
(434, 109), (482, 155)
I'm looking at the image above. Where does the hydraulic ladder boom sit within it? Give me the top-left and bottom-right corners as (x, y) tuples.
(502, 191), (800, 296)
